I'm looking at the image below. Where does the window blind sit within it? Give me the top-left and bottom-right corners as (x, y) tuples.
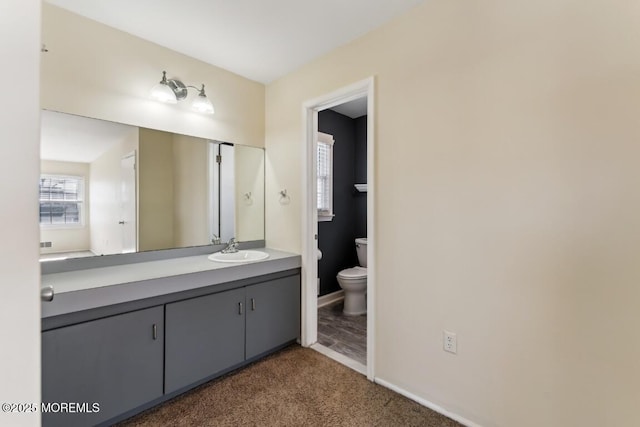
(39, 176), (84, 225)
(317, 141), (331, 213)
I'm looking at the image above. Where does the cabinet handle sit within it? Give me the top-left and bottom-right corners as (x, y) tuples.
(238, 302), (243, 315)
(41, 286), (54, 302)
(152, 324), (157, 340)
(251, 298), (256, 311)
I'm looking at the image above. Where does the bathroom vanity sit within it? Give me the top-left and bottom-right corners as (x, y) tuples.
(41, 248), (301, 427)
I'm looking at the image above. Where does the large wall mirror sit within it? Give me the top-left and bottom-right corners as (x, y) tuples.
(40, 110), (265, 261)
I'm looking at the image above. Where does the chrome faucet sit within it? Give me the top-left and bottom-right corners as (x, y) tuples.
(211, 234), (221, 245)
(221, 237), (239, 253)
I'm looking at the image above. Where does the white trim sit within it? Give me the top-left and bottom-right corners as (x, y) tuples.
(311, 343), (367, 376)
(300, 99), (319, 347)
(365, 85), (375, 382)
(121, 150), (138, 253)
(207, 143), (216, 243)
(317, 290), (344, 308)
(301, 77), (375, 382)
(374, 378), (483, 427)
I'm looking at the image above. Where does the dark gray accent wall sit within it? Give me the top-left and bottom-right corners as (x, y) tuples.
(317, 110), (367, 296)
(355, 116), (368, 239)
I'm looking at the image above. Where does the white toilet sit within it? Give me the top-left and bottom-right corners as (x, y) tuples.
(336, 238), (367, 316)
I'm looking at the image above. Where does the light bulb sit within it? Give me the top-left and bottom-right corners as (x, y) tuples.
(150, 82), (177, 104)
(150, 71), (177, 104)
(191, 93), (215, 114)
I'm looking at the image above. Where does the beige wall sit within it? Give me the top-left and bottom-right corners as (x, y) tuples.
(172, 134), (210, 247)
(235, 145), (265, 241)
(138, 128), (175, 251)
(0, 0), (41, 424)
(265, 1), (640, 426)
(41, 3), (264, 148)
(139, 130), (211, 250)
(90, 129), (139, 255)
(40, 160), (91, 253)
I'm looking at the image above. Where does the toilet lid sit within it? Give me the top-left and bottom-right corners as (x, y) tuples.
(337, 266), (367, 279)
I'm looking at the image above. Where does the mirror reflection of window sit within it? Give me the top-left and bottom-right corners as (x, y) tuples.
(39, 175), (84, 226)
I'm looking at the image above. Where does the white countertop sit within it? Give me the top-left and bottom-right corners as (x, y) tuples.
(42, 248), (298, 294)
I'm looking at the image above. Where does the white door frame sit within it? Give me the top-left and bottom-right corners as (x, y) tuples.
(121, 151), (137, 253)
(300, 77), (375, 380)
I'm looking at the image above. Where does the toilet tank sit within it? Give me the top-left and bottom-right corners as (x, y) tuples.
(355, 238), (367, 267)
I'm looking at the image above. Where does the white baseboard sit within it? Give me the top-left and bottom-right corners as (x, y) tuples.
(374, 377), (482, 427)
(310, 343), (367, 376)
(317, 290), (344, 308)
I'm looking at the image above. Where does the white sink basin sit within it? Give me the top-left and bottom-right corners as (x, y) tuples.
(208, 250), (269, 263)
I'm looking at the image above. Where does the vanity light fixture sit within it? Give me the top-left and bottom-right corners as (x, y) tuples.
(150, 71), (215, 114)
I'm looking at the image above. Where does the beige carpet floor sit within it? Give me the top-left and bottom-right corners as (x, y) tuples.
(118, 345), (462, 427)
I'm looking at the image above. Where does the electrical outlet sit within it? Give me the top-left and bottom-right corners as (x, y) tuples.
(444, 330), (457, 354)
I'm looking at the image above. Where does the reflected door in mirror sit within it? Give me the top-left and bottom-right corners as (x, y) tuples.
(120, 152), (137, 253)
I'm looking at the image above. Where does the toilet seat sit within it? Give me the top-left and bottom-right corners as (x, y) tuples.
(337, 266), (367, 279)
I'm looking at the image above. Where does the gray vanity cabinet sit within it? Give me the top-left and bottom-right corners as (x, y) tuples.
(165, 287), (246, 394)
(164, 275), (300, 392)
(41, 306), (164, 427)
(246, 275), (301, 359)
(41, 267), (300, 426)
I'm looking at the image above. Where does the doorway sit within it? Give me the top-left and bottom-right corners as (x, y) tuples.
(301, 78), (375, 380)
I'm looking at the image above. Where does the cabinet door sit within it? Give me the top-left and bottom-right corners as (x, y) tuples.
(246, 275), (300, 359)
(165, 287), (245, 393)
(42, 306), (164, 427)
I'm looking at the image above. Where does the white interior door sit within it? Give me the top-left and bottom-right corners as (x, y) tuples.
(120, 152), (137, 253)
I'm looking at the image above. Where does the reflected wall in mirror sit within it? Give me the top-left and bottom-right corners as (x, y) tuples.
(40, 110), (265, 261)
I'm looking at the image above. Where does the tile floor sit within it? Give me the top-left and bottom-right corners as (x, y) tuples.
(317, 299), (367, 365)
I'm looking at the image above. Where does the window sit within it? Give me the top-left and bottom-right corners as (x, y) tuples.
(317, 132), (335, 221)
(39, 175), (84, 227)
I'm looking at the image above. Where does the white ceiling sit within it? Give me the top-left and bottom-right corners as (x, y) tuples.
(330, 97), (368, 119)
(41, 110), (137, 163)
(45, 0), (424, 84)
